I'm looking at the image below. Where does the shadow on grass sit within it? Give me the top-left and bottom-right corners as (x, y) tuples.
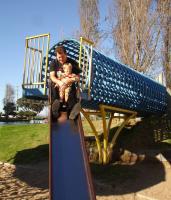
(12, 144), (49, 189)
(13, 144), (49, 165)
(91, 157), (166, 196)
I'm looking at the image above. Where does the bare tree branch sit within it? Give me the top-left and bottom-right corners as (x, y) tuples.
(78, 0), (100, 47)
(109, 0), (164, 73)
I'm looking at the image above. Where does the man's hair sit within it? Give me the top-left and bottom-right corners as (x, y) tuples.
(55, 46), (67, 55)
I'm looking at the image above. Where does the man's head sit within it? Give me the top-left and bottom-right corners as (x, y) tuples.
(63, 63), (72, 75)
(55, 46), (67, 64)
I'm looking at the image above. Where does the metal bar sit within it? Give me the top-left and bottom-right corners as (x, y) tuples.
(81, 108), (103, 163)
(83, 46), (86, 90)
(80, 37), (94, 45)
(98, 104), (137, 164)
(79, 37), (83, 90)
(107, 112), (114, 137)
(26, 33), (50, 40)
(27, 46), (42, 53)
(79, 37), (94, 98)
(109, 112), (137, 150)
(85, 111), (101, 115)
(26, 46), (31, 85)
(39, 51), (42, 84)
(88, 45), (93, 98)
(38, 53), (41, 88)
(79, 37), (83, 69)
(34, 39), (39, 84)
(30, 39), (35, 87)
(32, 39), (36, 85)
(101, 104), (137, 114)
(38, 38), (44, 86)
(44, 34), (50, 95)
(22, 39), (28, 85)
(99, 105), (108, 164)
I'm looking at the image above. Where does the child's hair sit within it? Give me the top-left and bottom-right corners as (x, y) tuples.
(63, 62), (72, 71)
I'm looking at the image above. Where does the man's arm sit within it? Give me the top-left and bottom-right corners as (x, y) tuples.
(63, 74), (80, 85)
(70, 74), (80, 82)
(50, 71), (63, 87)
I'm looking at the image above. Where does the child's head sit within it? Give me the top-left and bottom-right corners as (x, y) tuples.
(63, 63), (72, 75)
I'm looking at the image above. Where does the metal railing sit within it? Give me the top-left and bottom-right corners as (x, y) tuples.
(79, 37), (94, 98)
(22, 33), (50, 95)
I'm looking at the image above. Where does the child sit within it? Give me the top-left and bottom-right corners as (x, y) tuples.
(55, 62), (79, 106)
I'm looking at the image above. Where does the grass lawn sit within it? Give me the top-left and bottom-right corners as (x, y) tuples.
(0, 124), (49, 164)
(0, 117), (171, 165)
(0, 119), (108, 164)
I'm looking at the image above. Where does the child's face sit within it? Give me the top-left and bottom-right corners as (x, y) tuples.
(63, 65), (72, 75)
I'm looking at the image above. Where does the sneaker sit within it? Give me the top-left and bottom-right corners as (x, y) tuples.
(69, 102), (81, 120)
(52, 99), (60, 118)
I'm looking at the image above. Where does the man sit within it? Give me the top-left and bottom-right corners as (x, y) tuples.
(50, 45), (81, 119)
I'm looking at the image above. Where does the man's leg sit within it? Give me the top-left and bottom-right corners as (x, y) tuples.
(52, 99), (60, 118)
(51, 85), (60, 118)
(69, 102), (81, 120)
(67, 89), (81, 119)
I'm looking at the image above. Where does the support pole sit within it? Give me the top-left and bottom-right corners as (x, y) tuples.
(81, 105), (137, 164)
(81, 109), (103, 163)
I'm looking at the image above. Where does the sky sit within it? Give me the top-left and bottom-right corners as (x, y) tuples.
(0, 0), (109, 112)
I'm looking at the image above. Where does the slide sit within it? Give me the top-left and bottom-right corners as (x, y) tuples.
(50, 115), (96, 200)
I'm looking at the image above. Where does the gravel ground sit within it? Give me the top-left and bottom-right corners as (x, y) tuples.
(0, 157), (170, 200)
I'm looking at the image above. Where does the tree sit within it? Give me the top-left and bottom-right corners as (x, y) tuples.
(17, 110), (37, 120)
(158, 0), (171, 91)
(3, 84), (16, 119)
(78, 0), (100, 47)
(3, 84), (15, 103)
(3, 102), (16, 118)
(109, 0), (165, 73)
(17, 98), (46, 114)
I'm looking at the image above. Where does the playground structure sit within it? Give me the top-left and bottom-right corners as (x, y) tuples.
(22, 33), (167, 162)
(22, 33), (167, 199)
